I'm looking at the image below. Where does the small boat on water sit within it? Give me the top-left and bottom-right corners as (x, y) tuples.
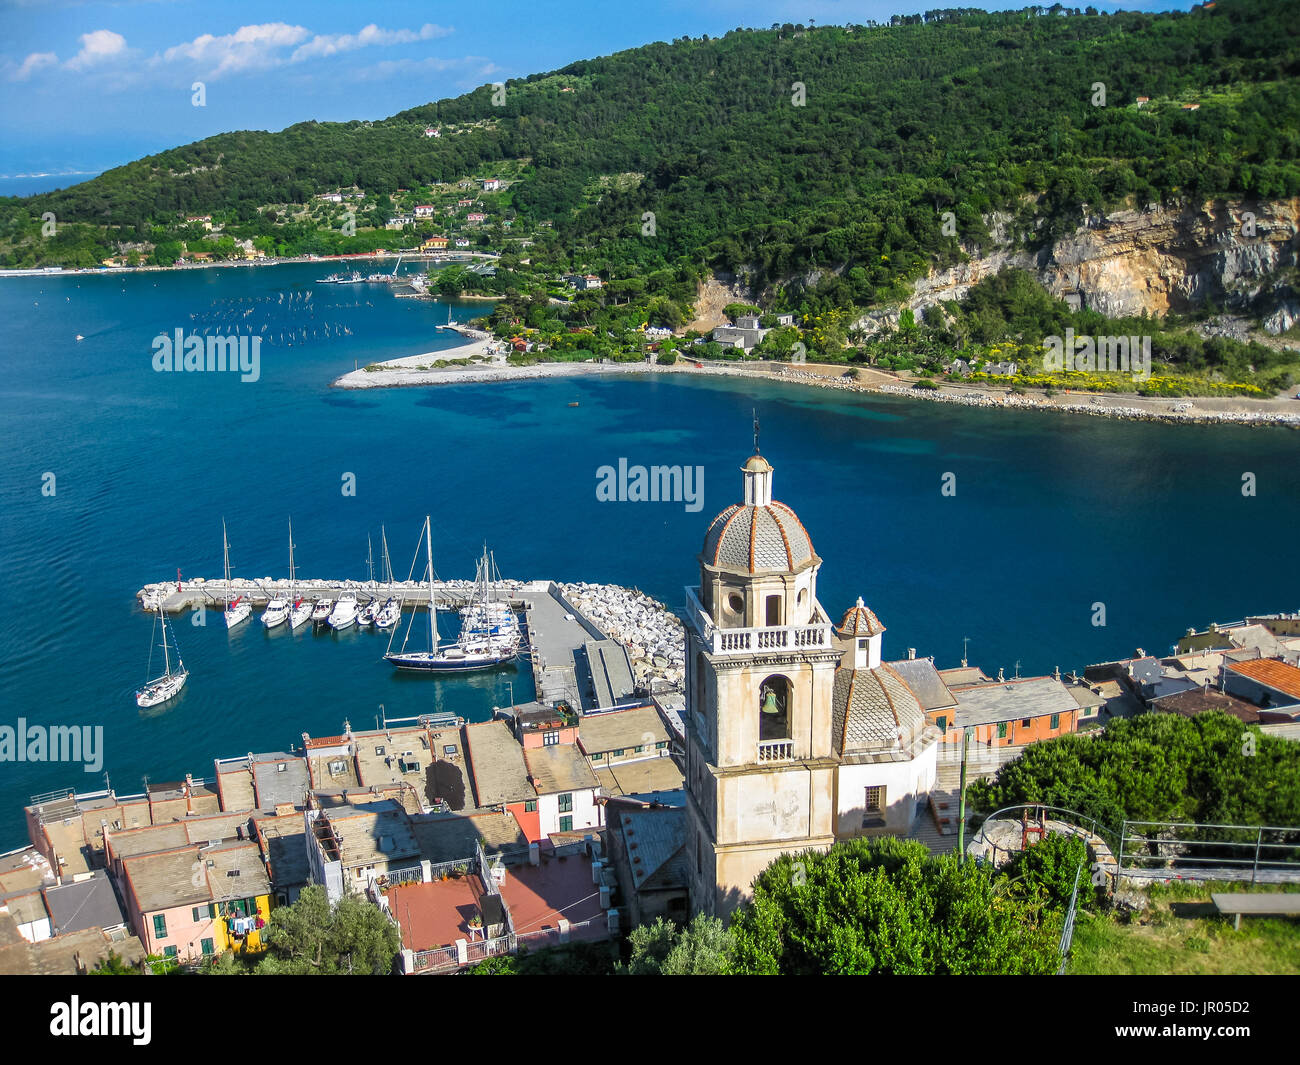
(329, 591), (359, 630)
(357, 599), (378, 626)
(311, 597), (334, 625)
(136, 604), (188, 708)
(222, 520), (251, 629)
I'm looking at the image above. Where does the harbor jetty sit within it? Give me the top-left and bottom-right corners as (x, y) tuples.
(137, 577), (496, 613)
(135, 578), (690, 709)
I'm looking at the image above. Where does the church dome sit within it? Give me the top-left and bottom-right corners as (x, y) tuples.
(831, 664), (926, 754)
(838, 597), (885, 637)
(700, 453), (816, 574)
(702, 501), (814, 574)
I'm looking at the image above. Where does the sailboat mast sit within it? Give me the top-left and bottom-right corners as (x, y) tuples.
(425, 516), (436, 651)
(367, 535), (375, 584)
(223, 518), (232, 605)
(160, 605), (171, 677)
(288, 519), (296, 596)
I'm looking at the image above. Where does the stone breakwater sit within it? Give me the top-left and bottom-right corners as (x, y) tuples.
(559, 582), (686, 692)
(771, 368), (1300, 428)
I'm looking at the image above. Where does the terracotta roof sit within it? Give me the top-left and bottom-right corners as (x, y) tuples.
(838, 597), (885, 638)
(1228, 658), (1300, 702)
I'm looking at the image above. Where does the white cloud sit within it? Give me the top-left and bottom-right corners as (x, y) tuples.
(11, 51), (58, 81)
(163, 23), (311, 78)
(290, 23), (452, 63)
(65, 29), (127, 71)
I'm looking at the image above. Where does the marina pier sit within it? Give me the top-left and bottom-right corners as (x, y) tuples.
(135, 579), (686, 710)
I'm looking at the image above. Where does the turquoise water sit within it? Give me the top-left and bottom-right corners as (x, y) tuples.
(1, 262), (1298, 846)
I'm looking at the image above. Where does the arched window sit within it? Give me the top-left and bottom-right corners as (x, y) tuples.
(758, 674), (792, 740)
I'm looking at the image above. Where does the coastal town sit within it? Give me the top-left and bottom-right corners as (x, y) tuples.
(3, 0), (1300, 1002)
(3, 450), (1298, 974)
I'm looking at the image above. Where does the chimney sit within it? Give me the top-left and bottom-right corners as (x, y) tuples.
(907, 647), (916, 660)
(997, 667), (1005, 683)
(1054, 665), (1061, 680)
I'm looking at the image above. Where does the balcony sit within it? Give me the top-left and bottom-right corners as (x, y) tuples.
(756, 739), (794, 763)
(685, 586), (833, 658)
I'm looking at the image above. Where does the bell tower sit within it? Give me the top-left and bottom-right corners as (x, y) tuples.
(684, 453), (843, 918)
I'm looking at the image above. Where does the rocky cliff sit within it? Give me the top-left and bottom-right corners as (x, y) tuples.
(901, 198), (1300, 336)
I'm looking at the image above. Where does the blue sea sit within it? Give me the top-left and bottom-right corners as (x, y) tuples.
(0, 261), (1298, 848)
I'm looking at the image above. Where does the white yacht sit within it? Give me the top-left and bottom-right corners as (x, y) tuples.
(311, 597), (334, 625)
(261, 595), (289, 629)
(329, 592), (359, 630)
(374, 596), (402, 629)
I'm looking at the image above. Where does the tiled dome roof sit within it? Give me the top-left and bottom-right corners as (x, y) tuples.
(702, 501), (815, 574)
(831, 664), (926, 754)
(838, 597), (885, 637)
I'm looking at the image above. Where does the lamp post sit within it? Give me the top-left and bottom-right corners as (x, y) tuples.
(957, 727), (971, 862)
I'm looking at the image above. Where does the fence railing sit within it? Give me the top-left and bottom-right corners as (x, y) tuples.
(411, 945), (459, 973)
(1116, 820), (1300, 884)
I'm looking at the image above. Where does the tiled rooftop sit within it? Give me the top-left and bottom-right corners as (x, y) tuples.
(465, 720), (534, 806)
(578, 705), (669, 754)
(523, 743), (600, 795)
(1228, 658), (1300, 702)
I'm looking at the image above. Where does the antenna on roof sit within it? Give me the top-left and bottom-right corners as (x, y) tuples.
(961, 636), (970, 669)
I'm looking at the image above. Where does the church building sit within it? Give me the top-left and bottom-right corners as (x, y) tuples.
(684, 452), (940, 917)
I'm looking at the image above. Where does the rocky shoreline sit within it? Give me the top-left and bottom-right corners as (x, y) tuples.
(333, 340), (1300, 428)
(771, 368), (1300, 429)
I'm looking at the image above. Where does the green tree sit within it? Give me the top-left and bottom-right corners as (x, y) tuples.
(621, 914), (732, 974)
(252, 885), (399, 975)
(729, 837), (1058, 975)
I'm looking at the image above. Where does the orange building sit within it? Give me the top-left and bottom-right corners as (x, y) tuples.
(933, 676), (1081, 748)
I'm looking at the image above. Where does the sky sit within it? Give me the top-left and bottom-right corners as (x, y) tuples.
(0, 0), (1192, 187)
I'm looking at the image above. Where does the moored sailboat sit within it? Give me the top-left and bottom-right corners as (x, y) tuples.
(373, 526), (402, 629)
(384, 518), (518, 672)
(136, 604), (188, 708)
(286, 521), (312, 630)
(222, 519), (251, 629)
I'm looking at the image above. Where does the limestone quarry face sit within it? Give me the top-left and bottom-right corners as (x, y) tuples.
(875, 198), (1300, 334)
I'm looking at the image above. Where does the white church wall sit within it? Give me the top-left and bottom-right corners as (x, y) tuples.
(835, 741), (938, 838)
